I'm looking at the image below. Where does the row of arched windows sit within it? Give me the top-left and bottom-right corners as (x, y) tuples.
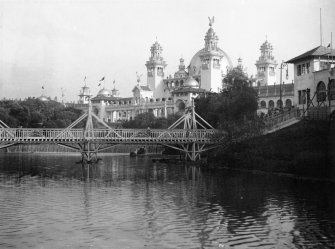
(316, 80), (335, 102)
(260, 99), (292, 109)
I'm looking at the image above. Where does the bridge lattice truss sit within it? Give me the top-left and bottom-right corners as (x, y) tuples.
(0, 101), (219, 162)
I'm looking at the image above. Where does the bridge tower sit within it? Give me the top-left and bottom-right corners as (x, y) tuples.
(56, 100), (118, 163)
(165, 98), (217, 161)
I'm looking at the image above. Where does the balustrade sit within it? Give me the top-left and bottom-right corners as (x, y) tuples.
(0, 128), (217, 144)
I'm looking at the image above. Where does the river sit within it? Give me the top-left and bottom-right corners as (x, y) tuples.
(0, 153), (334, 248)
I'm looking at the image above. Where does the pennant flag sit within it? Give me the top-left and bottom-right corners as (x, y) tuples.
(84, 76), (87, 81)
(113, 80), (115, 84)
(42, 86), (44, 89)
(98, 82), (101, 86)
(327, 43), (331, 48)
(100, 76), (105, 81)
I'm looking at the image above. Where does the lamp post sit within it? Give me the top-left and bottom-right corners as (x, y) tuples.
(279, 61), (288, 110)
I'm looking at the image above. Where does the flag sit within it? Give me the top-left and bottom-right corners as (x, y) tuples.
(98, 82), (101, 86)
(100, 76), (105, 81)
(42, 86), (44, 89)
(327, 43), (331, 48)
(84, 76), (87, 81)
(113, 80), (115, 84)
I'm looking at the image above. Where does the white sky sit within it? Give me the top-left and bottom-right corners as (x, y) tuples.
(0, 0), (334, 102)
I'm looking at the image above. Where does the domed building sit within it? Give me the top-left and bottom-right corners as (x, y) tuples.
(188, 22), (233, 92)
(38, 95), (50, 102)
(80, 17), (232, 122)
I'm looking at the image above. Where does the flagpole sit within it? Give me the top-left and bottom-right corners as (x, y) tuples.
(320, 8), (323, 46)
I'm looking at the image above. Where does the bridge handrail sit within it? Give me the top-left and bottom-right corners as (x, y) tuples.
(264, 108), (301, 129)
(0, 128), (219, 142)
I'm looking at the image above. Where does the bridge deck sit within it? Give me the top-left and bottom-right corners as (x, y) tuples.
(0, 128), (218, 144)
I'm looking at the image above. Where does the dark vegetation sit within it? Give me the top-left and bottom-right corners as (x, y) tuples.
(122, 112), (181, 129)
(195, 67), (261, 139)
(210, 120), (334, 180)
(0, 98), (83, 128)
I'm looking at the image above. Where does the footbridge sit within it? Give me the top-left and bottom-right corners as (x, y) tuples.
(0, 101), (221, 162)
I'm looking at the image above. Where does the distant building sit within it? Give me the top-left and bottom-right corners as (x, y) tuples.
(76, 18), (233, 122)
(253, 40), (294, 114)
(286, 45), (335, 114)
(78, 83), (93, 104)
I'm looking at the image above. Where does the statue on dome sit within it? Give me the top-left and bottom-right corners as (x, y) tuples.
(208, 16), (214, 27)
(136, 72), (143, 85)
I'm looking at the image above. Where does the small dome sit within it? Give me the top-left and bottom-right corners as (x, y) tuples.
(38, 95), (49, 102)
(97, 88), (111, 97)
(184, 77), (199, 87)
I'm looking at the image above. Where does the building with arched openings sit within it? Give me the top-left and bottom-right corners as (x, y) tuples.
(286, 45), (335, 117)
(253, 40), (294, 114)
(76, 18), (233, 123)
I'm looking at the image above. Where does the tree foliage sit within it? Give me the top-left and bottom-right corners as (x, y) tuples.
(122, 112), (180, 129)
(195, 67), (258, 130)
(0, 98), (83, 128)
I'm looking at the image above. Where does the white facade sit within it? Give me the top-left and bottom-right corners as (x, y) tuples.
(76, 18), (233, 122)
(255, 40), (277, 86)
(286, 45), (335, 112)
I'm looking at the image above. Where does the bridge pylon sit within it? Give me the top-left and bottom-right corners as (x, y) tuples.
(165, 98), (217, 161)
(56, 100), (117, 163)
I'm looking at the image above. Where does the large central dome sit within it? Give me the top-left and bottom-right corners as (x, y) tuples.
(189, 18), (233, 78)
(189, 48), (233, 77)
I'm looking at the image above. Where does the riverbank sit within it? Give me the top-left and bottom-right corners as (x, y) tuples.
(209, 119), (334, 180)
(2, 144), (164, 154)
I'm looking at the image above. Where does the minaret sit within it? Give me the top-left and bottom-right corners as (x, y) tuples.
(78, 83), (92, 104)
(199, 17), (224, 92)
(255, 39), (277, 86)
(145, 40), (167, 98)
(179, 57), (185, 71)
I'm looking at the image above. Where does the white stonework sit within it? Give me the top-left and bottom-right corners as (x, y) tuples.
(75, 18), (232, 122)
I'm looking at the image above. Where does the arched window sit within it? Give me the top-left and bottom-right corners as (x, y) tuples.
(317, 81), (326, 102)
(329, 79), (335, 100)
(285, 99), (292, 107)
(268, 100), (274, 109)
(260, 100), (266, 108)
(277, 99), (283, 108)
(176, 100), (185, 112)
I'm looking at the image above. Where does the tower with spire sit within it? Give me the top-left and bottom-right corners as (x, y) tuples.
(198, 17), (225, 92)
(255, 39), (277, 86)
(145, 40), (167, 98)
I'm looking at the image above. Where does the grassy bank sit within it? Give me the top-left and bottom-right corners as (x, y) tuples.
(210, 120), (334, 180)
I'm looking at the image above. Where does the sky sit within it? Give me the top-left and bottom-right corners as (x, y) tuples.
(0, 0), (334, 102)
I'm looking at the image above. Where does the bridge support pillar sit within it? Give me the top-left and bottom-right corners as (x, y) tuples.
(166, 98), (216, 162)
(80, 141), (98, 163)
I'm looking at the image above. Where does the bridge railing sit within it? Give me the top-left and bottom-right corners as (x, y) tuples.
(264, 108), (301, 130)
(0, 128), (218, 143)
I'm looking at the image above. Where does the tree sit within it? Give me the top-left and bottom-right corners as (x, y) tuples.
(195, 67), (258, 130)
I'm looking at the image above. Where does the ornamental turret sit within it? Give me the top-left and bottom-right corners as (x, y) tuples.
(199, 17), (225, 92)
(255, 39), (277, 86)
(78, 83), (92, 104)
(145, 40), (167, 98)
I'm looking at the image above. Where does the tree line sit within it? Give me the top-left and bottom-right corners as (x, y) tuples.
(0, 66), (259, 131)
(0, 98), (83, 128)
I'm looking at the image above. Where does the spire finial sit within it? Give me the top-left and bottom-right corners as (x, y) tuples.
(266, 34), (267, 41)
(208, 16), (214, 27)
(136, 72), (142, 85)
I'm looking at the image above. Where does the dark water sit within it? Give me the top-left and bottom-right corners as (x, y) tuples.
(0, 153), (334, 249)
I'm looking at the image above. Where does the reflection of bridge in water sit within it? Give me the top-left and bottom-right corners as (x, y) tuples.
(0, 100), (220, 162)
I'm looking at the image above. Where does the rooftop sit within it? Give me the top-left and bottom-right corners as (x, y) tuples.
(286, 45), (335, 64)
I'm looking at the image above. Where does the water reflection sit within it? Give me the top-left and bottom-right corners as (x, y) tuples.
(0, 153), (334, 248)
